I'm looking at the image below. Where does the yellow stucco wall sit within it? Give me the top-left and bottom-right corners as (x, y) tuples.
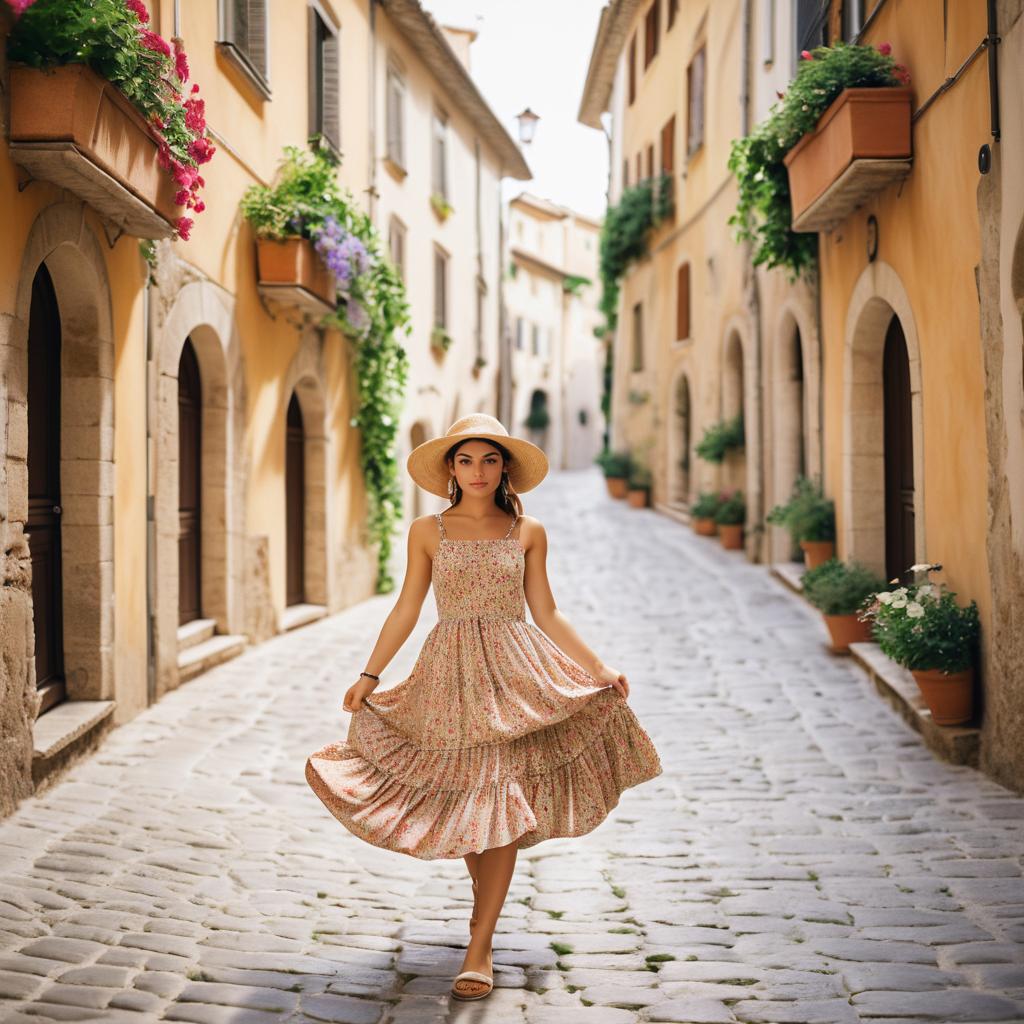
(819, 0), (992, 628)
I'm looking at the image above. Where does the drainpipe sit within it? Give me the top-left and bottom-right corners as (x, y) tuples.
(497, 178), (511, 426)
(368, 0), (378, 219)
(144, 265), (156, 707)
(740, 0), (765, 563)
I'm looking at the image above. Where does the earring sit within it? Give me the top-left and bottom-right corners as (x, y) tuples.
(448, 476), (458, 500)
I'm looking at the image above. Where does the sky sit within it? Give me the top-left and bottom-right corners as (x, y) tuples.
(424, 0), (610, 221)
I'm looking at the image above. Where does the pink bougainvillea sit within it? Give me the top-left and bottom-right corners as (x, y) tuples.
(4, 0), (38, 15)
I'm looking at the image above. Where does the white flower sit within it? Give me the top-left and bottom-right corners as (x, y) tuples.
(891, 597), (908, 609)
(877, 592), (894, 605)
(916, 584), (934, 599)
(906, 602), (925, 618)
(909, 563), (933, 572)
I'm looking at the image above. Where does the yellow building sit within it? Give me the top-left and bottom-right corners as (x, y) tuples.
(0, 0), (527, 817)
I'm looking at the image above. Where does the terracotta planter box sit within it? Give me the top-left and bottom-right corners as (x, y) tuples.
(784, 87), (913, 232)
(801, 539), (836, 569)
(606, 476), (629, 499)
(718, 524), (744, 550)
(694, 517), (718, 536)
(911, 667), (974, 726)
(822, 612), (872, 654)
(7, 63), (179, 238)
(626, 488), (649, 508)
(256, 237), (336, 316)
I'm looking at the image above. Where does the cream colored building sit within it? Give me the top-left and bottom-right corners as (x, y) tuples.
(506, 194), (604, 471)
(0, 0), (528, 818)
(372, 6), (531, 523)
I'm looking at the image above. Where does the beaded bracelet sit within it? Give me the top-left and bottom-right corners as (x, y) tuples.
(360, 671), (380, 682)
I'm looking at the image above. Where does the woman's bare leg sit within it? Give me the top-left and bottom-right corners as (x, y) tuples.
(463, 851), (481, 932)
(453, 840), (518, 997)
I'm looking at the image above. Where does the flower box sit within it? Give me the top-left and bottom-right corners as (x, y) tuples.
(783, 87), (913, 233)
(7, 63), (179, 239)
(256, 238), (336, 317)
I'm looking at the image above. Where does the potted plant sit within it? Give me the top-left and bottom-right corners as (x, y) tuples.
(626, 463), (652, 508)
(729, 41), (911, 277)
(690, 491), (721, 536)
(595, 450), (632, 499)
(767, 476), (836, 567)
(430, 192), (454, 222)
(471, 355), (487, 378)
(696, 414), (744, 464)
(5, 0), (214, 240)
(801, 558), (886, 653)
(858, 564), (980, 725)
(430, 325), (453, 356)
(715, 490), (746, 550)
(524, 406), (551, 431)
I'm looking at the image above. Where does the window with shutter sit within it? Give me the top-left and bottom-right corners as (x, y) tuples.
(632, 303), (644, 372)
(386, 64), (406, 169)
(309, 8), (340, 154)
(622, 159), (630, 189)
(219, 0), (270, 96)
(644, 2), (659, 68)
(475, 281), (485, 358)
(661, 116), (675, 175)
(686, 46), (706, 156)
(676, 263), (690, 340)
(628, 34), (637, 105)
(515, 317), (525, 351)
(761, 0), (776, 66)
(646, 144), (654, 181)
(668, 0), (679, 29)
(432, 110), (449, 199)
(636, 153), (642, 183)
(434, 249), (448, 329)
(531, 324), (540, 356)
(389, 218), (406, 281)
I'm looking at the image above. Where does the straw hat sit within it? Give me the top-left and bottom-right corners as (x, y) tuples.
(406, 413), (549, 498)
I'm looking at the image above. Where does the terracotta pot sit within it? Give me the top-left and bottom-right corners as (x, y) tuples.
(718, 524), (744, 550)
(626, 488), (648, 508)
(783, 87), (913, 232)
(8, 63), (179, 237)
(822, 612), (872, 653)
(910, 667), (974, 726)
(801, 539), (836, 569)
(256, 237), (336, 306)
(606, 476), (629, 499)
(694, 517), (717, 536)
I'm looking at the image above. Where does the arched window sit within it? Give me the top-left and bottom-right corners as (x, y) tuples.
(676, 262), (691, 340)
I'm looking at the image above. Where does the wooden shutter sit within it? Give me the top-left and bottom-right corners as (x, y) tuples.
(434, 250), (447, 328)
(628, 33), (636, 104)
(432, 112), (448, 197)
(623, 159), (630, 188)
(644, 1), (659, 67)
(668, 0), (679, 29)
(632, 302), (643, 371)
(248, 0), (268, 77)
(322, 22), (340, 151)
(646, 144), (654, 180)
(661, 115), (675, 174)
(687, 47), (706, 154)
(636, 152), (642, 182)
(676, 263), (690, 340)
(386, 68), (404, 166)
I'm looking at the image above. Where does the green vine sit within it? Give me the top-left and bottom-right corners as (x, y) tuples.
(241, 143), (410, 592)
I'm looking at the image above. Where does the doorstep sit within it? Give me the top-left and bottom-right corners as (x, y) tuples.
(654, 502), (692, 526)
(849, 642), (981, 767)
(281, 603), (328, 632)
(33, 700), (116, 761)
(771, 561), (805, 594)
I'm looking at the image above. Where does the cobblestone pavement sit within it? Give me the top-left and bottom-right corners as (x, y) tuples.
(1, 468), (1023, 1024)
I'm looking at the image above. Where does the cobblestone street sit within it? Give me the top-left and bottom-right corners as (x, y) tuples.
(1, 468), (1022, 1024)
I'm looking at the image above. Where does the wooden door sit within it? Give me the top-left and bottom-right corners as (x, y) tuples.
(883, 315), (915, 583)
(178, 339), (202, 625)
(286, 393), (305, 606)
(27, 263), (65, 715)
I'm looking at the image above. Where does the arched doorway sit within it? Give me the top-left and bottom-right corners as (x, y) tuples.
(178, 339), (203, 626)
(722, 331), (746, 492)
(883, 315), (915, 582)
(526, 389), (550, 450)
(26, 263), (65, 714)
(286, 392), (306, 607)
(672, 372), (692, 505)
(773, 320), (807, 561)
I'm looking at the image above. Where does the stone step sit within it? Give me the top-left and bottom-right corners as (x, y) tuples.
(280, 603), (328, 632)
(177, 634), (247, 684)
(177, 618), (217, 653)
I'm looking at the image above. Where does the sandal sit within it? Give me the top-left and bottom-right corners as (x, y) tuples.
(450, 969), (493, 1001)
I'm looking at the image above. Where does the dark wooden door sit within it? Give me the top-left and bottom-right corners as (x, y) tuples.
(178, 339), (202, 625)
(286, 393), (305, 606)
(883, 315), (915, 583)
(27, 263), (65, 715)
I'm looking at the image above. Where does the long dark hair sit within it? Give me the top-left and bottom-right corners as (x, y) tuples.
(443, 437), (524, 518)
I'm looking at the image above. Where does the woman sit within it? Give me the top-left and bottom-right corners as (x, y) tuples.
(305, 413), (662, 1001)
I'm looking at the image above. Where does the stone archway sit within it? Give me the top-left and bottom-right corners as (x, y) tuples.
(667, 365), (693, 506)
(1, 203), (116, 813)
(283, 332), (330, 611)
(843, 261), (925, 577)
(771, 313), (807, 562)
(153, 279), (246, 697)
(721, 327), (748, 495)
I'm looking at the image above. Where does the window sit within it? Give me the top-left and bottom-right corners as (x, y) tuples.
(431, 109), (449, 199)
(760, 0), (775, 66)
(842, 0), (865, 40)
(623, 159), (630, 188)
(668, 0), (679, 29)
(433, 248), (448, 329)
(515, 317), (525, 351)
(628, 33), (637, 104)
(646, 144), (654, 181)
(644, 1), (660, 68)
(676, 262), (690, 340)
(661, 115), (675, 175)
(686, 46), (706, 156)
(475, 279), (486, 358)
(531, 323), (540, 356)
(632, 302), (644, 371)
(218, 0), (270, 96)
(308, 7), (340, 152)
(388, 217), (406, 281)
(385, 63), (406, 169)
(635, 152), (642, 183)
(795, 0), (829, 71)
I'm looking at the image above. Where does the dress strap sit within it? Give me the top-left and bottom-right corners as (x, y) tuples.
(503, 513), (519, 539)
(435, 512), (447, 540)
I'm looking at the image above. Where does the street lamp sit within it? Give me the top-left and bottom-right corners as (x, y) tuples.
(516, 107), (540, 145)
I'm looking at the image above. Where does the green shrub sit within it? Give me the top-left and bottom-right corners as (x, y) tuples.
(691, 491), (722, 518)
(714, 491), (746, 526)
(695, 414), (745, 464)
(767, 476), (835, 543)
(595, 449), (631, 478)
(628, 464), (652, 490)
(802, 559), (886, 616)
